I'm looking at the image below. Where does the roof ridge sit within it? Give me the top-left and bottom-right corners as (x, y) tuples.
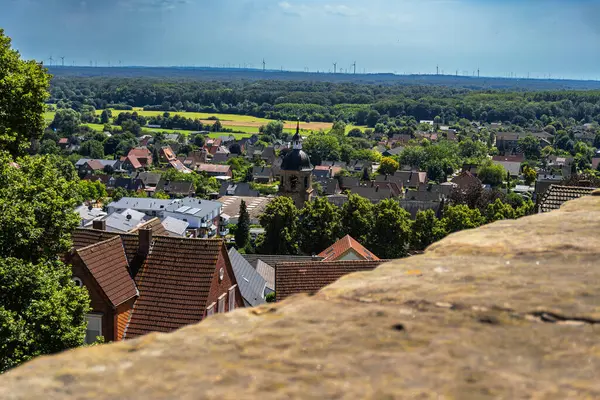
(76, 234), (120, 253)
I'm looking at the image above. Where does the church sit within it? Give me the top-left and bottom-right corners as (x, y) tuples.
(278, 122), (314, 208)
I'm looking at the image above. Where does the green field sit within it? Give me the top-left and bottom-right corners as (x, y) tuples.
(83, 123), (254, 139)
(46, 108), (366, 137)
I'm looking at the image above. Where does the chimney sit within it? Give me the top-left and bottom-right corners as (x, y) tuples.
(138, 228), (152, 258)
(92, 219), (106, 231)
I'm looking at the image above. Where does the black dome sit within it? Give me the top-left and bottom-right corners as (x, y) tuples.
(281, 149), (313, 171)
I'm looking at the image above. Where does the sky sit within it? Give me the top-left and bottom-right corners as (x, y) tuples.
(2, 0), (600, 79)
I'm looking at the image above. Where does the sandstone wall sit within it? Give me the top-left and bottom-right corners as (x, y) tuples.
(1, 193), (599, 399)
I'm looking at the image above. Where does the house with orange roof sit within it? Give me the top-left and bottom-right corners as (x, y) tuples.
(318, 235), (380, 262)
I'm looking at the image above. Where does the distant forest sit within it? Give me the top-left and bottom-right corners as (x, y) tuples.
(48, 67), (600, 126)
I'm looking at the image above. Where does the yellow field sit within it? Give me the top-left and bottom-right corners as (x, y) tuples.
(45, 108), (366, 135)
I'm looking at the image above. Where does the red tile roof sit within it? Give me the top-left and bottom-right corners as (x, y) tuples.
(72, 229), (119, 249)
(492, 154), (525, 163)
(128, 147), (152, 159)
(76, 236), (138, 308)
(124, 237), (225, 339)
(197, 163), (231, 174)
(126, 155), (142, 170)
(58, 138), (68, 144)
(275, 260), (387, 301)
(318, 235), (380, 262)
(161, 146), (177, 161)
(86, 159), (105, 170)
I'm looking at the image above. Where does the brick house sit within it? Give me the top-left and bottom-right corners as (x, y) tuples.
(69, 228), (243, 342)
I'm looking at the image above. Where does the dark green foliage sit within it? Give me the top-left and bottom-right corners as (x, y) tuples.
(340, 193), (374, 245)
(298, 197), (341, 255)
(410, 210), (447, 251)
(0, 258), (90, 372)
(235, 200), (250, 249)
(0, 29), (51, 156)
(368, 199), (412, 259)
(441, 205), (486, 234)
(0, 153), (81, 262)
(257, 197), (299, 255)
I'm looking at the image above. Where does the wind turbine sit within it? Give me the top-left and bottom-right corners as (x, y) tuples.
(48, 56), (54, 66)
(352, 61), (356, 74)
(333, 62), (337, 74)
(262, 59), (266, 72)
(60, 56), (65, 67)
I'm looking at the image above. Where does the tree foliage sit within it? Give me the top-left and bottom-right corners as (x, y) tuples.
(368, 199), (412, 258)
(298, 197), (341, 255)
(377, 157), (399, 175)
(0, 153), (81, 262)
(340, 193), (374, 245)
(257, 197), (299, 255)
(0, 29), (51, 156)
(235, 200), (250, 250)
(0, 259), (90, 372)
(477, 160), (506, 187)
(410, 209), (447, 251)
(441, 205), (486, 233)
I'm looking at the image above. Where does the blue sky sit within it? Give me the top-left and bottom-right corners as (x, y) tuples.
(2, 0), (600, 79)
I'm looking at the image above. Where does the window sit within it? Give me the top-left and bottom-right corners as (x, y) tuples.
(228, 285), (237, 311)
(85, 314), (102, 344)
(206, 302), (215, 317)
(218, 294), (226, 313)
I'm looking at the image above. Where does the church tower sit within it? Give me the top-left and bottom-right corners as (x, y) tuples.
(279, 122), (314, 208)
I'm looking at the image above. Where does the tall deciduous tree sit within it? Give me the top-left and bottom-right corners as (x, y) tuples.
(410, 209), (448, 251)
(257, 197), (298, 255)
(0, 29), (51, 156)
(441, 204), (486, 234)
(340, 193), (374, 245)
(377, 157), (399, 175)
(477, 160), (506, 187)
(0, 153), (81, 263)
(0, 258), (90, 373)
(299, 197), (341, 255)
(51, 109), (81, 137)
(235, 200), (250, 250)
(368, 199), (412, 259)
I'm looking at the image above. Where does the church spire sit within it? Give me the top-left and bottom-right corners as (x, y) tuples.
(292, 120), (302, 150)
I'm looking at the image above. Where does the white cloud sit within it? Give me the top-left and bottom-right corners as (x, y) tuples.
(323, 4), (358, 17)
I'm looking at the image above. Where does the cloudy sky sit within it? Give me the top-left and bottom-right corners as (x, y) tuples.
(2, 0), (600, 79)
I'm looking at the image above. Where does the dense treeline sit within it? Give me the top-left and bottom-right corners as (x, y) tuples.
(50, 77), (600, 126)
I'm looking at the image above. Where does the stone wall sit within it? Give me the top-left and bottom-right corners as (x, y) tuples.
(1, 192), (600, 399)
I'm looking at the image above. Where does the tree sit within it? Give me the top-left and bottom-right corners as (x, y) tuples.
(40, 139), (60, 155)
(485, 198), (516, 223)
(368, 199), (412, 259)
(51, 109), (81, 137)
(410, 209), (447, 251)
(78, 180), (107, 202)
(257, 197), (298, 255)
(80, 140), (105, 159)
(111, 187), (128, 202)
(340, 193), (374, 244)
(153, 190), (170, 200)
(0, 154), (81, 262)
(100, 109), (112, 124)
(366, 110), (380, 127)
(441, 205), (486, 234)
(347, 128), (363, 138)
(299, 197), (341, 255)
(262, 121), (284, 139)
(211, 119), (223, 132)
(518, 135), (541, 160)
(0, 258), (90, 372)
(303, 132), (341, 165)
(0, 30), (51, 156)
(377, 157), (399, 175)
(235, 200), (250, 250)
(523, 165), (537, 186)
(477, 160), (506, 187)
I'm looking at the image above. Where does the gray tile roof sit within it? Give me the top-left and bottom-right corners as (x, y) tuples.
(255, 260), (275, 291)
(228, 248), (266, 307)
(538, 185), (596, 213)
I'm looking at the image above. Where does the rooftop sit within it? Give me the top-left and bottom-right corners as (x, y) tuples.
(538, 185), (596, 213)
(318, 235), (380, 262)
